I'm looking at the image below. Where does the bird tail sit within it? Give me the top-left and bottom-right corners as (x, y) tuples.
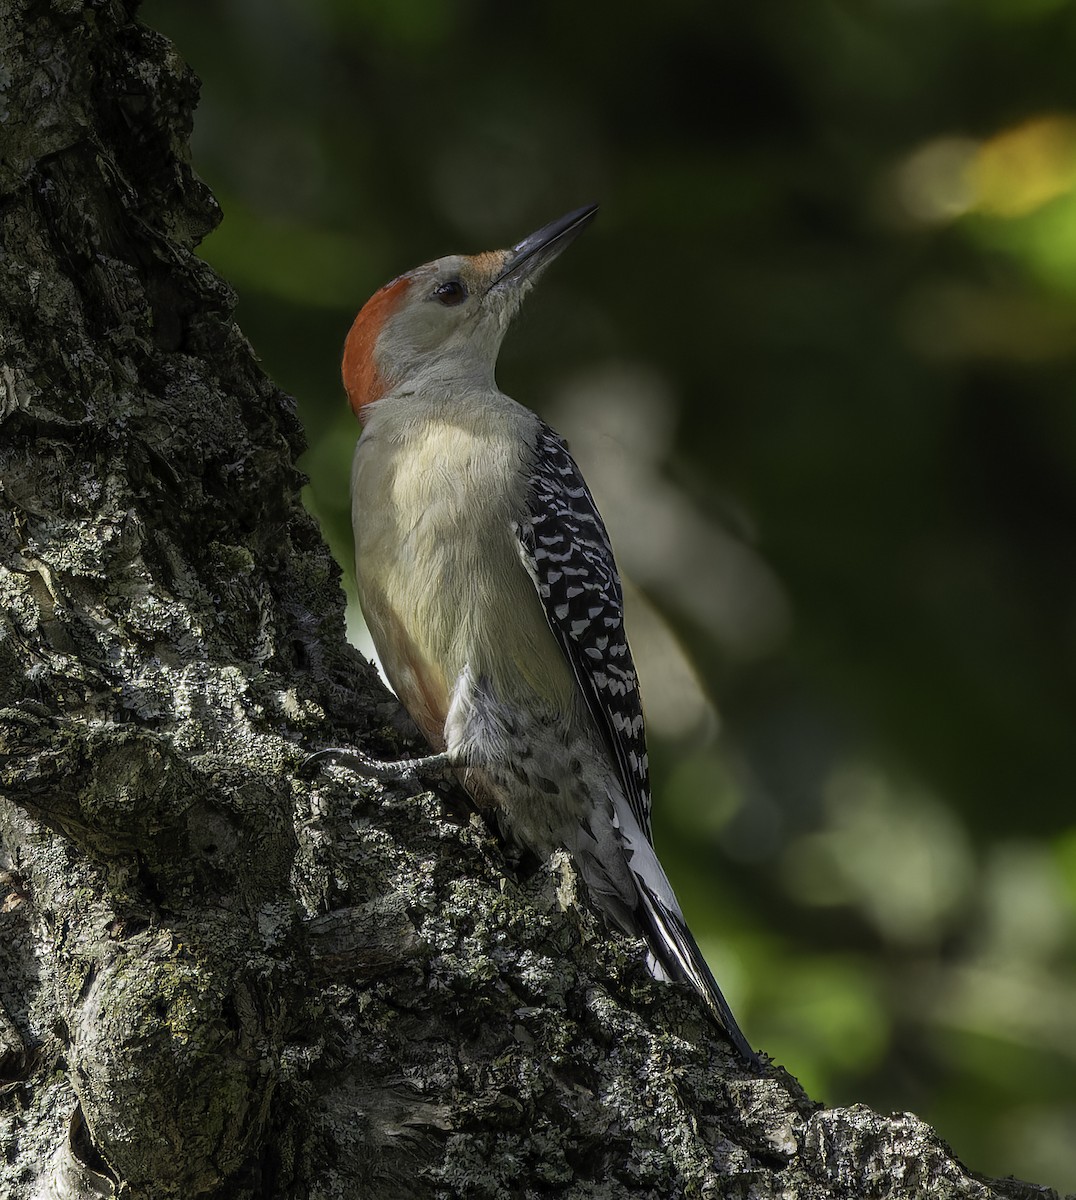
(560, 782), (761, 1069)
(630, 864), (759, 1069)
(601, 794), (759, 1067)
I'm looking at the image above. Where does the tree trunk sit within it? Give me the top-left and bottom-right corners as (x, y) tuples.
(0, 2), (1062, 1197)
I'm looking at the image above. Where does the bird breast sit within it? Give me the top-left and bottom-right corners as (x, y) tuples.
(350, 393), (579, 748)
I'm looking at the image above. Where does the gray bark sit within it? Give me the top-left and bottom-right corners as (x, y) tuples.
(0, 2), (1065, 1197)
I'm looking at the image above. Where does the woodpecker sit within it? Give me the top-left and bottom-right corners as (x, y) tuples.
(310, 205), (758, 1068)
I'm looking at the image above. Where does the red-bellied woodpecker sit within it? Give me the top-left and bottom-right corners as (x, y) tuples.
(309, 205), (758, 1067)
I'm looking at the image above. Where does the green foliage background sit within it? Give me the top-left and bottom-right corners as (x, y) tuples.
(144, 0), (1076, 1189)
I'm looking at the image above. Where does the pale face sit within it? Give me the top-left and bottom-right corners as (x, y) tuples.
(376, 251), (519, 364)
(343, 205), (597, 419)
(344, 250), (528, 417)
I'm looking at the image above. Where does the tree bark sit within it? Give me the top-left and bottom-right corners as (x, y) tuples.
(0, 2), (1064, 1198)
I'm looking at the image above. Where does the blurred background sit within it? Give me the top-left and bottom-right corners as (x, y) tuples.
(143, 0), (1076, 1189)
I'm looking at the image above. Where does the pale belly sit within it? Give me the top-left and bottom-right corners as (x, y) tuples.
(349, 409), (635, 918)
(351, 418), (579, 753)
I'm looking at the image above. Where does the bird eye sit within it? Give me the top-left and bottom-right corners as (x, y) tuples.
(433, 279), (468, 306)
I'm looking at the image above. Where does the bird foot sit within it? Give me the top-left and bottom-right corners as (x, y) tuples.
(303, 746), (455, 783)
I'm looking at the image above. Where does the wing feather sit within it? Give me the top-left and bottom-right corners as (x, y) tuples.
(513, 423), (759, 1067)
(513, 421), (653, 840)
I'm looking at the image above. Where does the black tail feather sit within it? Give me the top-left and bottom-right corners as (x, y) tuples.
(636, 880), (760, 1071)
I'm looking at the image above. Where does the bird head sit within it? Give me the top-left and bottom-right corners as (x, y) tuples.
(342, 204), (597, 421)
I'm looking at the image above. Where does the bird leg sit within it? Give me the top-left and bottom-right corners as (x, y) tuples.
(303, 745), (456, 783)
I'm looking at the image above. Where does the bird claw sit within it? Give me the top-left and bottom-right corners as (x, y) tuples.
(302, 746), (454, 783)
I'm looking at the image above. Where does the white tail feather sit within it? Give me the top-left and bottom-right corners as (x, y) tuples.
(615, 798), (759, 1068)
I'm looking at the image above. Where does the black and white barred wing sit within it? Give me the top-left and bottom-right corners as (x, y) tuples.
(513, 421), (653, 840)
(513, 423), (759, 1067)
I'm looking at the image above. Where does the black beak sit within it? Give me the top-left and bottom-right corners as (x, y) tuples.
(490, 204), (598, 290)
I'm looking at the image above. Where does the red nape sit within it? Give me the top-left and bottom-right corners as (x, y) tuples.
(342, 274), (411, 421)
